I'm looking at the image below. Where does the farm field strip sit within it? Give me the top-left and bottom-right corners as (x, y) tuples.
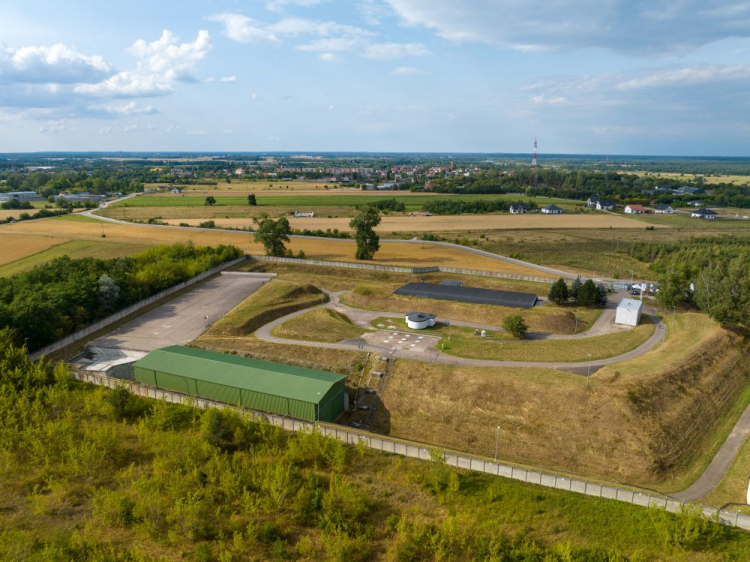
(1, 216), (546, 275)
(164, 213), (663, 232)
(112, 193), (568, 209)
(0, 233), (68, 266)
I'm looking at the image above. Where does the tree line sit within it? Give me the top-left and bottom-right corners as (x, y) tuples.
(0, 243), (241, 351)
(422, 199), (539, 215)
(0, 333), (738, 560)
(629, 237), (750, 328)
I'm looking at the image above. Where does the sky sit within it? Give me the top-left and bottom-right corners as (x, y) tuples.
(1, 0), (750, 155)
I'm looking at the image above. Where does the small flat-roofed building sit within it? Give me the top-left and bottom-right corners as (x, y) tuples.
(405, 312), (437, 330)
(541, 204), (563, 214)
(615, 298), (643, 327)
(134, 346), (347, 422)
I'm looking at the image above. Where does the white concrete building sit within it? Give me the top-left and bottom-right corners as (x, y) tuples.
(615, 298), (643, 327)
(405, 312), (436, 330)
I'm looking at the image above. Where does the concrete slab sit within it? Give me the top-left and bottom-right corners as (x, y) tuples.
(360, 330), (439, 353)
(90, 274), (273, 352)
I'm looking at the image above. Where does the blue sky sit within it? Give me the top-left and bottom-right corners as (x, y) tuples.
(1, 0), (749, 155)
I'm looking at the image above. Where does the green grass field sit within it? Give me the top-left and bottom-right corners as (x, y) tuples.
(111, 193), (566, 210)
(0, 239), (152, 277)
(441, 316), (655, 362)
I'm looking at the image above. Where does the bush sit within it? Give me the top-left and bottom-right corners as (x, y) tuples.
(503, 314), (528, 339)
(548, 278), (570, 305)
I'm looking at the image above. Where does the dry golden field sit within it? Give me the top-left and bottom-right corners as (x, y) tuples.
(0, 233), (67, 266)
(0, 216), (545, 275)
(146, 180), (378, 194)
(631, 171), (750, 185)
(165, 213), (660, 232)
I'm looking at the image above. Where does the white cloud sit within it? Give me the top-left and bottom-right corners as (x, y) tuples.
(328, 104), (335, 110)
(205, 77), (216, 82)
(359, 0), (392, 25)
(266, 0), (328, 11)
(211, 13), (426, 60)
(363, 42), (428, 60)
(0, 43), (111, 84)
(220, 75), (237, 82)
(222, 129), (234, 134)
(390, 66), (426, 76)
(384, 0), (750, 56)
(76, 30), (211, 96)
(123, 124), (140, 132)
(208, 14), (280, 44)
(319, 52), (337, 61)
(185, 129), (206, 135)
(251, 92), (258, 100)
(88, 101), (159, 115)
(38, 120), (67, 133)
(615, 65), (750, 90)
(99, 126), (111, 134)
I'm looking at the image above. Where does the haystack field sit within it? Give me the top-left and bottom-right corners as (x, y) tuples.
(165, 213), (663, 232)
(1, 216), (546, 275)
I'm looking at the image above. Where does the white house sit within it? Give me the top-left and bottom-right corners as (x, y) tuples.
(596, 200), (615, 211)
(541, 205), (562, 214)
(406, 312), (436, 330)
(615, 298), (643, 327)
(654, 204), (673, 214)
(509, 203), (528, 214)
(294, 211), (315, 218)
(171, 188), (182, 194)
(691, 208), (717, 219)
(586, 196), (600, 208)
(624, 204), (646, 214)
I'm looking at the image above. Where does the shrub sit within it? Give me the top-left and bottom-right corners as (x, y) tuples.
(503, 314), (528, 339)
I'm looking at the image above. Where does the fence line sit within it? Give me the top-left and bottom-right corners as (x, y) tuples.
(30, 257), (246, 361)
(72, 370), (750, 533)
(247, 255), (561, 285)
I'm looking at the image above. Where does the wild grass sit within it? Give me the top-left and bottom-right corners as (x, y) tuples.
(271, 308), (366, 343)
(209, 280), (325, 336)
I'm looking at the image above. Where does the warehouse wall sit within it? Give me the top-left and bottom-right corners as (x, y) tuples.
(134, 365), (334, 422)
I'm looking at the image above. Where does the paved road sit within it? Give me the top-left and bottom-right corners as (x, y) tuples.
(674, 405), (750, 502)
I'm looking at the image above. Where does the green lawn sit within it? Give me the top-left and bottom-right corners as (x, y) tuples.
(110, 193), (567, 210)
(0, 239), (152, 277)
(442, 315), (655, 362)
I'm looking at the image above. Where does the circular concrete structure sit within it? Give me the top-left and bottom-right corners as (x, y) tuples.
(406, 312), (436, 330)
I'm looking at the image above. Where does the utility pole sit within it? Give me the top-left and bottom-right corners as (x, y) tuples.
(586, 354), (592, 387)
(494, 425), (501, 462)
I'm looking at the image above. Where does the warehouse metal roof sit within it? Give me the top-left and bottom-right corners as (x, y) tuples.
(134, 346), (346, 403)
(394, 282), (538, 309)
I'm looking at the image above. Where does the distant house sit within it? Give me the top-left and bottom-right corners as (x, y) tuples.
(294, 211), (315, 218)
(0, 191), (39, 202)
(624, 204), (647, 214)
(677, 185), (701, 195)
(586, 196), (600, 208)
(654, 204), (674, 214)
(541, 205), (563, 214)
(364, 183), (375, 190)
(377, 182), (397, 190)
(691, 208), (717, 219)
(687, 200), (704, 207)
(509, 203), (528, 214)
(596, 200), (615, 211)
(171, 188), (182, 194)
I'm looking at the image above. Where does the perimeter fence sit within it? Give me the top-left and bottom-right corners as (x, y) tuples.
(73, 370), (750, 532)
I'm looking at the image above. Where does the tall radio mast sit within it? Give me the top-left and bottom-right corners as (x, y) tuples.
(532, 135), (538, 170)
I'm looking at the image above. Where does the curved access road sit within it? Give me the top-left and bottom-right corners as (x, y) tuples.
(254, 289), (665, 375)
(80, 201), (635, 284)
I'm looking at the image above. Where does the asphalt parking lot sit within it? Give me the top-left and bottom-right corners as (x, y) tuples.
(90, 273), (273, 352)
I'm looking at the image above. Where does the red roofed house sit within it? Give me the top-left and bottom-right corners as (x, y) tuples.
(624, 204), (647, 214)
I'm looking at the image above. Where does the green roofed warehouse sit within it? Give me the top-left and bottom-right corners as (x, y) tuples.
(133, 346), (347, 422)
